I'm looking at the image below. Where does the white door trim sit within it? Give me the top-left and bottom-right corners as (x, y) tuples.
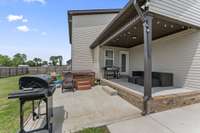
(119, 51), (129, 75)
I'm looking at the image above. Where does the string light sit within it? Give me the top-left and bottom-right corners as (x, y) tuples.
(132, 36), (137, 40)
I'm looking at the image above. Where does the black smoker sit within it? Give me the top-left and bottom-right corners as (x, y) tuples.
(8, 75), (56, 133)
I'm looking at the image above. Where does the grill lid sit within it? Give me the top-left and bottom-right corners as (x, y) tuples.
(19, 75), (50, 89)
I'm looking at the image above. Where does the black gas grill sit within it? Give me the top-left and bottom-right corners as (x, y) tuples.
(104, 66), (120, 79)
(8, 75), (56, 133)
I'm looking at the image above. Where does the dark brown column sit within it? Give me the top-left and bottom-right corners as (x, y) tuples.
(143, 15), (153, 115)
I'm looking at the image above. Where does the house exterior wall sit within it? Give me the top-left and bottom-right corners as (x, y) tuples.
(99, 30), (200, 89)
(100, 46), (129, 68)
(71, 13), (117, 73)
(149, 0), (200, 28)
(129, 29), (200, 89)
(99, 46), (129, 77)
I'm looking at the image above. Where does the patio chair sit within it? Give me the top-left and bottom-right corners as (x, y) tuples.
(62, 72), (75, 93)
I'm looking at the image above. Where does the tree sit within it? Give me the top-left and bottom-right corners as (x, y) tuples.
(33, 58), (42, 66)
(0, 54), (12, 66)
(57, 56), (63, 66)
(12, 53), (27, 66)
(50, 56), (58, 66)
(42, 61), (48, 66)
(26, 60), (36, 67)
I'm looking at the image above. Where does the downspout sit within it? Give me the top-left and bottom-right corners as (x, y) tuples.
(132, 0), (152, 115)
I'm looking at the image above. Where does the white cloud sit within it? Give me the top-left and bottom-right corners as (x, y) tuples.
(41, 32), (47, 36)
(7, 14), (23, 22)
(22, 19), (28, 23)
(16, 25), (30, 32)
(24, 0), (46, 4)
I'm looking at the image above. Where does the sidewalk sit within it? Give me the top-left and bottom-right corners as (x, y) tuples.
(108, 103), (200, 133)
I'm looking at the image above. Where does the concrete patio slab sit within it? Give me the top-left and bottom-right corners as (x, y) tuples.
(54, 86), (141, 132)
(108, 103), (200, 133)
(153, 88), (198, 96)
(26, 85), (141, 133)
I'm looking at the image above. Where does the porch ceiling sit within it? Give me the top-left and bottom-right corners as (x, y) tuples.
(104, 15), (189, 48)
(90, 0), (193, 49)
(90, 0), (146, 49)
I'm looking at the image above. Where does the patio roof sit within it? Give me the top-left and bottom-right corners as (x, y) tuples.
(90, 0), (196, 49)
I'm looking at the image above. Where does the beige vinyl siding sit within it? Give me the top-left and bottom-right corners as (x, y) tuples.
(129, 29), (200, 89)
(71, 13), (117, 71)
(73, 14), (117, 28)
(149, 0), (200, 27)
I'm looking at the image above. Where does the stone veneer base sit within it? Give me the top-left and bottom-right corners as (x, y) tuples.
(101, 79), (200, 114)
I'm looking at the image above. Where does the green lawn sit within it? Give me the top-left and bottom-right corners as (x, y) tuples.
(0, 76), (32, 133)
(76, 127), (110, 133)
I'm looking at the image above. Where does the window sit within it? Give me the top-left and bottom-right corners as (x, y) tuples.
(105, 49), (114, 67)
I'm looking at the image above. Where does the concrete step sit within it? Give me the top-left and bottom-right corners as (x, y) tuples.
(102, 86), (118, 96)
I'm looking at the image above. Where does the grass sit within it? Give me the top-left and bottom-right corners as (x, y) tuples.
(76, 126), (110, 133)
(0, 76), (32, 133)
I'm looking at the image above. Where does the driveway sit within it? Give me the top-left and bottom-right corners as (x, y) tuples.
(108, 103), (200, 133)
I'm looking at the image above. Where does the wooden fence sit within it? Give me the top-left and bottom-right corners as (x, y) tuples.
(28, 66), (70, 75)
(0, 65), (71, 78)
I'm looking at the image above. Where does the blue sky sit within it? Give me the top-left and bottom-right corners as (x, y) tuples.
(0, 0), (127, 64)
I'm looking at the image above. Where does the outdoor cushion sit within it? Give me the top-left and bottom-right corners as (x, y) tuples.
(129, 71), (173, 87)
(63, 82), (73, 89)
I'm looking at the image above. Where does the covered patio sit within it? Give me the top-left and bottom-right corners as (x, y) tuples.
(110, 77), (182, 94)
(109, 77), (198, 96)
(90, 0), (200, 114)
